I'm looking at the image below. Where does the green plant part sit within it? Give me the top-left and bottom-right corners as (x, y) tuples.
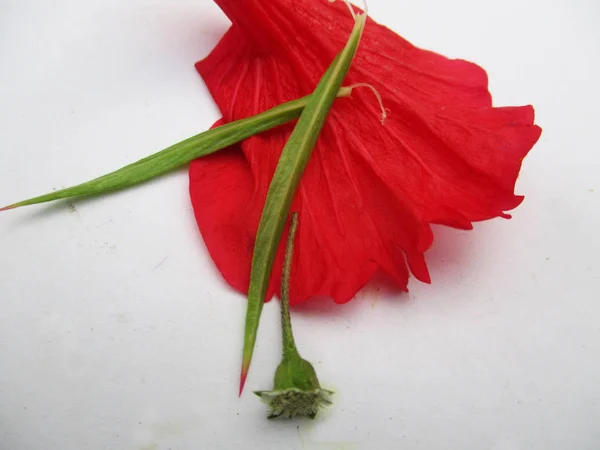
(0, 87), (355, 212)
(255, 213), (333, 419)
(239, 6), (367, 394)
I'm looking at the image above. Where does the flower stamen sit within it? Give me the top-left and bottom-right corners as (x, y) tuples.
(347, 83), (389, 125)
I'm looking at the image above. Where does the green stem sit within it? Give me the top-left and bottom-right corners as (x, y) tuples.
(0, 87), (353, 212)
(281, 212), (299, 359)
(239, 13), (367, 394)
(254, 211), (332, 419)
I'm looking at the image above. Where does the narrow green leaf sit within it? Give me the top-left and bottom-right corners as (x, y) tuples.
(240, 13), (367, 394)
(0, 88), (353, 212)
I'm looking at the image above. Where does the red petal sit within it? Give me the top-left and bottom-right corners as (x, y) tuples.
(189, 122), (259, 298)
(189, 0), (541, 304)
(190, 123), (430, 304)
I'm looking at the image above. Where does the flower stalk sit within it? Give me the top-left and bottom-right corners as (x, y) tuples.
(255, 213), (332, 419)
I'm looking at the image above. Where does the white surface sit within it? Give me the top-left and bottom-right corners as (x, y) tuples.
(0, 0), (599, 449)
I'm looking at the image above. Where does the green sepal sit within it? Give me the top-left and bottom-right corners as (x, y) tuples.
(272, 355), (322, 392)
(254, 356), (333, 419)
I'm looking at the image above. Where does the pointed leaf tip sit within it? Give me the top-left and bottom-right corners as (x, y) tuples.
(0, 204), (17, 212)
(239, 367), (249, 397)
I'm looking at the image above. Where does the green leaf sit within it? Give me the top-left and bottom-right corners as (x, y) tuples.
(239, 13), (367, 394)
(0, 88), (353, 212)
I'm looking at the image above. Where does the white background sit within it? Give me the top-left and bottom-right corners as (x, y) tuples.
(1, 0), (599, 449)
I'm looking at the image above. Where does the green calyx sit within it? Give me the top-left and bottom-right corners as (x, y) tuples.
(255, 356), (333, 419)
(273, 353), (321, 392)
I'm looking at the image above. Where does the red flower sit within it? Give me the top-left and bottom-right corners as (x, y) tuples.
(189, 0), (541, 305)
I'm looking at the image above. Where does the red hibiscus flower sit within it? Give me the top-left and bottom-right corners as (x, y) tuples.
(189, 0), (542, 305)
